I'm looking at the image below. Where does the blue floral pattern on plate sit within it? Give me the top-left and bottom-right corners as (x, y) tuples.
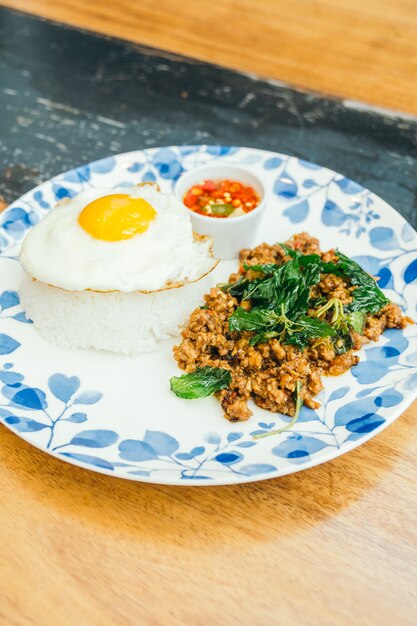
(0, 145), (416, 485)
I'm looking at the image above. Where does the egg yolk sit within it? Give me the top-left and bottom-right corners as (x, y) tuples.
(78, 194), (156, 241)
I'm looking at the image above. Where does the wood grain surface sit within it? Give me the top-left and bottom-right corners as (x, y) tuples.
(2, 0), (417, 115)
(1, 5), (417, 626)
(0, 401), (416, 626)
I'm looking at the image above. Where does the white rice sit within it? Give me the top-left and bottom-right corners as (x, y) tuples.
(20, 272), (213, 355)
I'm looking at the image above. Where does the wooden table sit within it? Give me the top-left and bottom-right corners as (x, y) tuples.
(2, 0), (417, 114)
(0, 4), (417, 626)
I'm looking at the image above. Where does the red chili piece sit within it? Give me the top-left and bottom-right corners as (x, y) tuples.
(183, 179), (260, 218)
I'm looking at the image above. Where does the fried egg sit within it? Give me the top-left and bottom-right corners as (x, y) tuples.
(20, 184), (217, 292)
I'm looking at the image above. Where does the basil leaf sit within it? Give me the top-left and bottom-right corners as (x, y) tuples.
(333, 331), (353, 355)
(170, 366), (231, 399)
(241, 275), (278, 306)
(210, 203), (234, 216)
(287, 260), (322, 317)
(218, 276), (250, 298)
(279, 243), (297, 258)
(322, 251), (389, 314)
(279, 243), (322, 268)
(249, 331), (280, 346)
(273, 257), (300, 313)
(346, 310), (366, 333)
(349, 286), (389, 315)
(285, 316), (335, 348)
(229, 307), (281, 332)
(242, 262), (280, 274)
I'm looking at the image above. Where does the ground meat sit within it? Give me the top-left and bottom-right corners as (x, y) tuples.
(286, 232), (321, 255)
(363, 303), (407, 342)
(239, 242), (287, 267)
(173, 233), (409, 421)
(328, 353), (359, 376)
(318, 273), (352, 304)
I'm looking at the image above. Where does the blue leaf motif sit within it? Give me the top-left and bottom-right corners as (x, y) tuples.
(404, 372), (417, 391)
(383, 329), (409, 353)
(61, 452), (114, 470)
(352, 362), (389, 384)
(238, 154), (263, 165)
(52, 184), (76, 200)
(365, 345), (400, 361)
(369, 227), (399, 251)
(236, 441), (256, 448)
(0, 371), (24, 385)
(302, 179), (316, 189)
(64, 412), (87, 423)
(8, 386), (47, 410)
(5, 416), (48, 432)
(152, 148), (183, 180)
(0, 407), (15, 419)
(227, 432), (243, 443)
(355, 386), (379, 399)
(33, 191), (50, 209)
(0, 290), (19, 310)
(142, 170), (156, 183)
(273, 174), (297, 197)
(405, 351), (417, 365)
(263, 157), (283, 170)
(404, 259), (417, 284)
(69, 429), (118, 448)
(335, 177), (363, 194)
(296, 405), (320, 423)
(2, 208), (35, 236)
(11, 312), (32, 323)
(374, 389), (403, 408)
(376, 267), (393, 289)
(328, 386), (350, 403)
(204, 432), (221, 445)
(175, 452), (196, 460)
(63, 169), (85, 183)
(48, 373), (80, 403)
(206, 146), (238, 156)
(142, 430), (179, 455)
(346, 414), (384, 434)
(335, 398), (378, 427)
(239, 463), (276, 476)
(322, 200), (348, 227)
(272, 435), (327, 459)
(178, 146), (200, 156)
(298, 160), (321, 170)
(0, 334), (20, 355)
(128, 470), (151, 476)
(73, 391), (103, 405)
(401, 222), (416, 243)
(127, 162), (144, 173)
(90, 157), (116, 174)
(283, 200), (309, 223)
(190, 446), (205, 456)
(352, 255), (382, 275)
(214, 452), (243, 465)
(119, 439), (157, 461)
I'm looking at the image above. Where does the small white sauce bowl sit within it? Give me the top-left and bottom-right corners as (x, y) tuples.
(175, 162), (268, 260)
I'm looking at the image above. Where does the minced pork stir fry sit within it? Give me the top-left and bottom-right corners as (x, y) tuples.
(170, 233), (408, 428)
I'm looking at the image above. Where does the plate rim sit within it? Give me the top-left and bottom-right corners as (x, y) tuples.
(1, 143), (416, 486)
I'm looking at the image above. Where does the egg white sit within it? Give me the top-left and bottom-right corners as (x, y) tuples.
(20, 185), (216, 292)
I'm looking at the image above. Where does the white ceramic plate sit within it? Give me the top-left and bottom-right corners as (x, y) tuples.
(1, 145), (416, 485)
